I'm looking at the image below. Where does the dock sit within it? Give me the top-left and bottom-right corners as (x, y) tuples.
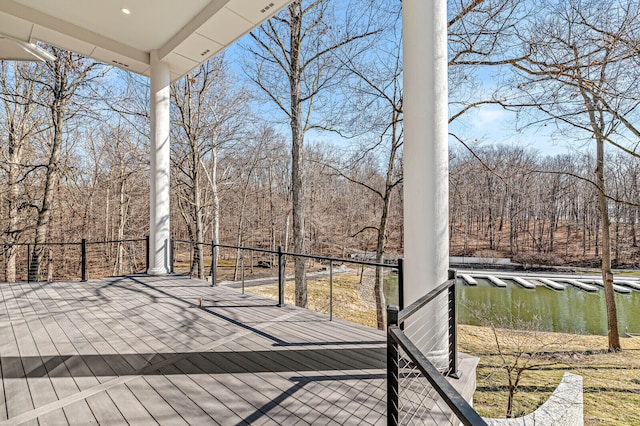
(510, 277), (536, 289)
(486, 275), (508, 288)
(460, 274), (478, 286)
(530, 277), (566, 291)
(560, 279), (598, 292)
(616, 280), (640, 291)
(590, 279), (633, 294)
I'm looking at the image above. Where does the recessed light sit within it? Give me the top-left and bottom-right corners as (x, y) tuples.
(260, 3), (275, 13)
(121, 8), (131, 15)
(112, 59), (129, 68)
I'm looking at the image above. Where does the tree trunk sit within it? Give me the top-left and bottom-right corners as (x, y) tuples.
(268, 166), (277, 267)
(506, 376), (515, 418)
(105, 187), (110, 241)
(631, 206), (637, 248)
(33, 95), (65, 279)
(211, 145), (220, 273)
(596, 136), (620, 350)
(631, 173), (638, 248)
(115, 176), (127, 275)
(284, 213), (290, 252)
(234, 177), (251, 281)
(289, 1), (307, 308)
(193, 154), (205, 279)
(5, 132), (21, 282)
(2, 62), (37, 282)
(373, 110), (402, 329)
(374, 197), (389, 330)
(582, 207), (587, 256)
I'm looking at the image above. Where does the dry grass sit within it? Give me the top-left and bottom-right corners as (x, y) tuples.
(244, 273), (381, 328)
(242, 275), (640, 424)
(459, 324), (640, 424)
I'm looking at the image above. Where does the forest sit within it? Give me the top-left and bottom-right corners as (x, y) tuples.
(2, 0), (640, 281)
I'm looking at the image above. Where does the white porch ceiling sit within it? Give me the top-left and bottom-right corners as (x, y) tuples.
(0, 0), (289, 81)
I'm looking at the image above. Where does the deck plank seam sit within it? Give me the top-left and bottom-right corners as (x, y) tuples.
(32, 284), (132, 422)
(0, 309), (300, 426)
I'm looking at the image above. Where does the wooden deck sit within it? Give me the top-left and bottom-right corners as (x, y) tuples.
(0, 275), (387, 425)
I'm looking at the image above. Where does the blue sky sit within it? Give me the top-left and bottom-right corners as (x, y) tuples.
(448, 103), (582, 157)
(224, 3), (587, 160)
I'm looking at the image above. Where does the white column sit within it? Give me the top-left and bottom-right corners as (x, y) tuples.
(148, 50), (171, 275)
(402, 0), (449, 366)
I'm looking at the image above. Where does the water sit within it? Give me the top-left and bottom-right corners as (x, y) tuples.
(385, 276), (640, 336)
(384, 274), (399, 306)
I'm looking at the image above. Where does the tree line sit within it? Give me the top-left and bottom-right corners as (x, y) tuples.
(450, 145), (640, 268)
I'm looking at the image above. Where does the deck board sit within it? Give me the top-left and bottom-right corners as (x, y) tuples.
(0, 274), (387, 425)
(19, 285), (99, 425)
(105, 384), (158, 425)
(124, 377), (188, 426)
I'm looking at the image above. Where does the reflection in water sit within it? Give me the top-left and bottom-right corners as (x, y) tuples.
(385, 276), (640, 336)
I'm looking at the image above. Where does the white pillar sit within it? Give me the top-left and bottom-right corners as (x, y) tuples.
(402, 0), (449, 366)
(148, 50), (171, 275)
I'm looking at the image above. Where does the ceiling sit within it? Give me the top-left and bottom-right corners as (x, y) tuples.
(0, 0), (290, 81)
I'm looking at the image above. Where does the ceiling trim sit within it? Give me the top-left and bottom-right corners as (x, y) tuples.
(158, 0), (229, 60)
(0, 0), (149, 64)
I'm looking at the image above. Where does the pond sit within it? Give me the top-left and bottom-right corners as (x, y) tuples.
(384, 276), (640, 336)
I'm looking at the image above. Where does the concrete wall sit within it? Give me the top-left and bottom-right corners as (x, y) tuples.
(484, 373), (583, 426)
(450, 256), (512, 265)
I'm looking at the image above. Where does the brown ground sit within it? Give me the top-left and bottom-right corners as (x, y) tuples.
(450, 219), (640, 269)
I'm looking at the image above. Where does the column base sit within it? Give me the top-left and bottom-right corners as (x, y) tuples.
(423, 348), (449, 372)
(147, 267), (169, 276)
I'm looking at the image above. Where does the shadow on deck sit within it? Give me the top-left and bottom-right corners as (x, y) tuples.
(0, 274), (387, 425)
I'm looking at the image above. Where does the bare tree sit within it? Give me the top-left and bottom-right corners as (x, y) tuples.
(171, 57), (247, 278)
(18, 48), (101, 279)
(505, 0), (640, 350)
(245, 0), (375, 307)
(325, 4), (403, 329)
(172, 64), (213, 278)
(101, 123), (145, 275)
(0, 61), (44, 281)
(230, 127), (275, 279)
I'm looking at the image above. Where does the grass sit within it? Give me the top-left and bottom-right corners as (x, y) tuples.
(244, 273), (381, 328)
(240, 273), (640, 424)
(459, 325), (640, 424)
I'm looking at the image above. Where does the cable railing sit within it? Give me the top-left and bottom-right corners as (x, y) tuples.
(170, 238), (403, 321)
(387, 270), (487, 426)
(1, 238), (148, 283)
(2, 236), (480, 423)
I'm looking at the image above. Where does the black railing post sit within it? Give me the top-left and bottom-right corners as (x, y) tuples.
(211, 242), (217, 286)
(169, 236), (175, 273)
(397, 258), (404, 311)
(145, 235), (150, 273)
(241, 250), (245, 294)
(387, 305), (400, 426)
(28, 245), (40, 283)
(277, 245), (285, 307)
(189, 242), (194, 278)
(448, 269), (460, 378)
(329, 260), (333, 321)
(27, 244), (31, 283)
(81, 239), (87, 282)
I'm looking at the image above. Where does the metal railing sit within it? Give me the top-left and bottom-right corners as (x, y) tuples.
(171, 239), (403, 319)
(387, 270), (487, 426)
(1, 237), (148, 282)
